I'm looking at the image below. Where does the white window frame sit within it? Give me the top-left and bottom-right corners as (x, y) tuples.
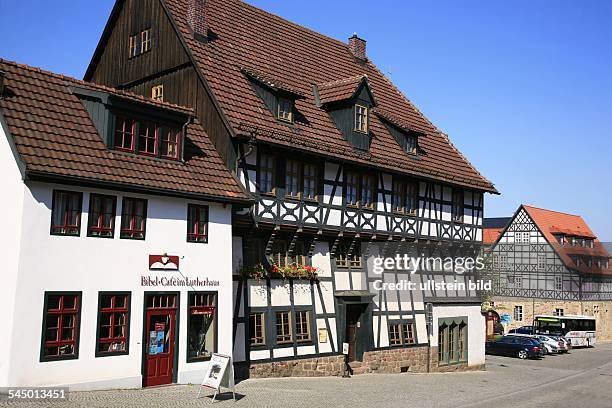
(537, 254), (546, 271)
(554, 276), (563, 291)
(354, 104), (368, 133)
(514, 305), (523, 322)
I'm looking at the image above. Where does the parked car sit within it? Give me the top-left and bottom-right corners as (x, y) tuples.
(485, 336), (544, 359)
(508, 326), (535, 335)
(548, 335), (571, 353)
(507, 333), (559, 354)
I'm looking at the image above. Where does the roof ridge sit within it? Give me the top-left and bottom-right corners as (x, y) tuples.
(523, 205), (584, 218)
(0, 57), (193, 114)
(318, 74), (366, 88)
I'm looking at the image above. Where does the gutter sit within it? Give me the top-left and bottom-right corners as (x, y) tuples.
(25, 171), (254, 206)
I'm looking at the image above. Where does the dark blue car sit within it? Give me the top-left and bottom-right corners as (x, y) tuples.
(485, 336), (544, 359)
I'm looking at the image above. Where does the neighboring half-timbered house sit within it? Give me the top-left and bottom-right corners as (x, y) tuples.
(484, 205), (612, 340)
(85, 0), (498, 377)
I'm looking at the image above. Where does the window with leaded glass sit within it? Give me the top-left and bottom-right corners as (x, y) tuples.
(295, 311), (311, 342)
(50, 190), (82, 236)
(285, 159), (300, 197)
(187, 204), (208, 243)
(188, 292), (216, 362)
(276, 311), (292, 344)
(451, 189), (464, 222)
(41, 293), (81, 361)
(87, 194), (116, 238)
(345, 171), (359, 206)
(250, 313), (265, 346)
(361, 174), (375, 208)
(259, 154), (275, 194)
(96, 293), (130, 356)
(303, 163), (317, 199)
(392, 178), (417, 214)
(114, 116), (135, 151)
(120, 197), (147, 239)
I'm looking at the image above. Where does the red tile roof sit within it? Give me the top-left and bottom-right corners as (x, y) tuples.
(483, 228), (504, 245)
(0, 59), (251, 203)
(523, 205), (611, 276)
(316, 75), (369, 105)
(161, 0), (497, 193)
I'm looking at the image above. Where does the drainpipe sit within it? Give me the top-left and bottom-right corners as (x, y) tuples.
(180, 116), (193, 162)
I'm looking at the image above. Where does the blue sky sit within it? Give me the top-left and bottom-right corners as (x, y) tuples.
(0, 0), (610, 239)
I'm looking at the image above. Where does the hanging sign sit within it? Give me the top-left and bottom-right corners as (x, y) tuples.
(197, 353), (236, 402)
(342, 342), (349, 355)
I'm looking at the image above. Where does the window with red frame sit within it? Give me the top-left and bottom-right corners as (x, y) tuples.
(51, 190), (82, 236)
(114, 116), (135, 151)
(120, 197), (147, 239)
(138, 121), (157, 155)
(160, 127), (180, 159)
(187, 204), (208, 243)
(96, 293), (130, 356)
(41, 293), (81, 361)
(187, 292), (216, 361)
(88, 194), (116, 238)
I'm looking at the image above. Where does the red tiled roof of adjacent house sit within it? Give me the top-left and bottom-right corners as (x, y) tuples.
(160, 0), (497, 193)
(523, 205), (611, 276)
(0, 59), (251, 203)
(483, 228), (504, 245)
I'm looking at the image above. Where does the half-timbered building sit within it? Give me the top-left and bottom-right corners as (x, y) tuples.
(484, 205), (612, 340)
(85, 0), (497, 377)
(0, 59), (251, 390)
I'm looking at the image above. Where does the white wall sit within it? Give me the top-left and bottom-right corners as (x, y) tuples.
(431, 305), (485, 366)
(7, 182), (234, 390)
(0, 114), (26, 387)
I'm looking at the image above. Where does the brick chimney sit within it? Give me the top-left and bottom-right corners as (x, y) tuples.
(187, 0), (207, 39)
(348, 33), (367, 60)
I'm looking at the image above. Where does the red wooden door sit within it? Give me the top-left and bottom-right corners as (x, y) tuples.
(144, 308), (176, 387)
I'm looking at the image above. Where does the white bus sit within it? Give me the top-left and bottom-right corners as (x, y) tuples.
(534, 315), (596, 347)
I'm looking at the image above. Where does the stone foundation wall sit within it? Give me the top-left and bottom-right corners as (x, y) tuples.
(244, 346), (484, 379)
(491, 297), (612, 341)
(247, 355), (345, 378)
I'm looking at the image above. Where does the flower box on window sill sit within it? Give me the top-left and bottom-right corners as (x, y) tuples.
(241, 263), (319, 281)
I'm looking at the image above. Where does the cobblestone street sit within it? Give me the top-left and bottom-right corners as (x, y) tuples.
(2, 343), (612, 408)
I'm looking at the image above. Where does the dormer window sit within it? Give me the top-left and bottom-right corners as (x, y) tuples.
(355, 104), (368, 133)
(138, 121), (157, 156)
(112, 115), (182, 161)
(114, 117), (136, 152)
(405, 134), (417, 155)
(160, 127), (180, 159)
(277, 97), (293, 122)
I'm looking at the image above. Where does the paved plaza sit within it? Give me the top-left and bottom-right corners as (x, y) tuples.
(3, 342), (612, 408)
